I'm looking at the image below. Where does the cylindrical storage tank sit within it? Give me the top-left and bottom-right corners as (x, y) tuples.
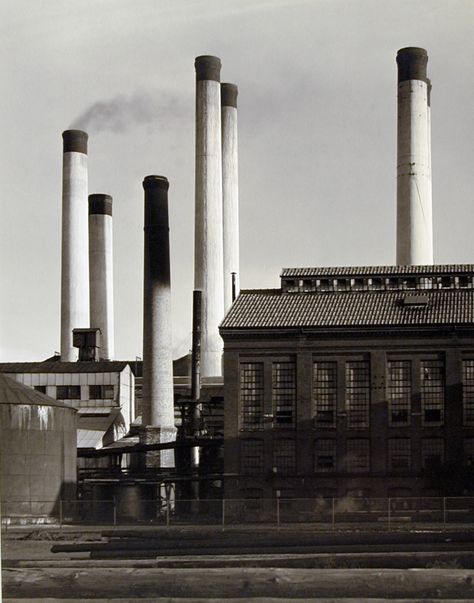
(0, 375), (77, 524)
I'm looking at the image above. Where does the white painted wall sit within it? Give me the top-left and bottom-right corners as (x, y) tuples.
(89, 213), (115, 360)
(195, 79), (224, 377)
(60, 152), (89, 360)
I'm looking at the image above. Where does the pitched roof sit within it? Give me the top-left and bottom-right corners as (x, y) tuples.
(0, 373), (76, 409)
(0, 361), (131, 374)
(281, 264), (474, 278)
(220, 289), (474, 330)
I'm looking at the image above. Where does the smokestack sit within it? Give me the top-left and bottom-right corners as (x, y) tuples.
(60, 130), (90, 361)
(221, 83), (240, 312)
(396, 47), (433, 265)
(194, 55), (225, 377)
(88, 194), (114, 360)
(141, 175), (176, 467)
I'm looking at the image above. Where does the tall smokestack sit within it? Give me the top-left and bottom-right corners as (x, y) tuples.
(60, 130), (89, 361)
(221, 83), (240, 312)
(194, 55), (225, 378)
(396, 47), (433, 265)
(88, 194), (114, 360)
(141, 175), (176, 467)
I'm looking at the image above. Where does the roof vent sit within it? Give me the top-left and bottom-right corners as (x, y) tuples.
(402, 294), (429, 307)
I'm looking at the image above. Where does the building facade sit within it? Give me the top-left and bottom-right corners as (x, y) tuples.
(221, 265), (474, 500)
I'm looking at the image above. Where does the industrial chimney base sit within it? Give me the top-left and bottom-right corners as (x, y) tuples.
(139, 426), (177, 469)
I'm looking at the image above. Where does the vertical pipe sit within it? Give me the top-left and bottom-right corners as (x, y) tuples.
(88, 194), (115, 360)
(190, 290), (202, 482)
(396, 47), (433, 265)
(141, 176), (176, 466)
(60, 130), (89, 361)
(194, 55), (224, 377)
(221, 83), (240, 312)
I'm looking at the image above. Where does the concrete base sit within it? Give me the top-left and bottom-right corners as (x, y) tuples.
(139, 426), (177, 469)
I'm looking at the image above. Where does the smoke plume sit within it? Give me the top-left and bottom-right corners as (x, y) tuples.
(70, 92), (188, 133)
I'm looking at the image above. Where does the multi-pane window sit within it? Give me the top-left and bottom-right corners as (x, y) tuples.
(313, 362), (337, 427)
(421, 438), (444, 469)
(345, 361), (370, 428)
(464, 438), (474, 466)
(273, 439), (296, 475)
(272, 362), (296, 428)
(346, 439), (370, 473)
(240, 363), (264, 430)
(34, 385), (46, 394)
(387, 360), (411, 426)
(241, 439), (264, 475)
(56, 385), (81, 400)
(462, 360), (474, 426)
(420, 360), (444, 425)
(89, 385), (114, 400)
(388, 439), (411, 471)
(314, 439), (336, 473)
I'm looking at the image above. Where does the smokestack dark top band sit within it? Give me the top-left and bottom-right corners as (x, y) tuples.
(195, 55), (221, 82)
(221, 83), (238, 107)
(397, 47), (428, 83)
(89, 194), (112, 216)
(62, 130), (88, 154)
(143, 175), (169, 191)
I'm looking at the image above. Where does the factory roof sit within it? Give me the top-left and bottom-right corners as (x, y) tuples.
(220, 288), (474, 330)
(0, 374), (77, 409)
(281, 264), (474, 277)
(0, 361), (131, 374)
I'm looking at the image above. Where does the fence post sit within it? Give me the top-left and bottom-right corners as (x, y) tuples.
(113, 497), (117, 527)
(222, 499), (225, 529)
(388, 497), (391, 531)
(443, 497), (447, 526)
(276, 497), (280, 529)
(59, 499), (63, 529)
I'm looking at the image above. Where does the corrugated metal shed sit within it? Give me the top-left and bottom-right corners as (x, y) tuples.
(220, 289), (474, 329)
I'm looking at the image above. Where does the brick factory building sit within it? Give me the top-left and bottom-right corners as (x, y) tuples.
(221, 265), (474, 501)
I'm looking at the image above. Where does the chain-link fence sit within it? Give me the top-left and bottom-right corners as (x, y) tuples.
(2, 497), (474, 528)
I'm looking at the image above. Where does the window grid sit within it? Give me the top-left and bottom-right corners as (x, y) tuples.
(421, 438), (444, 469)
(240, 363), (264, 430)
(462, 360), (474, 426)
(346, 439), (370, 473)
(464, 438), (474, 466)
(420, 360), (445, 426)
(388, 438), (411, 471)
(273, 439), (296, 475)
(345, 361), (370, 429)
(272, 362), (296, 428)
(313, 362), (337, 427)
(387, 360), (411, 426)
(89, 385), (114, 400)
(241, 439), (264, 475)
(314, 439), (336, 473)
(56, 385), (81, 400)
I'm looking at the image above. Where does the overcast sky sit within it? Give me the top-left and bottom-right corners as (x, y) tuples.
(1, 0), (473, 362)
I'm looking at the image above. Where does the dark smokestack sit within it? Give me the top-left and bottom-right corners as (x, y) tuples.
(141, 175), (176, 467)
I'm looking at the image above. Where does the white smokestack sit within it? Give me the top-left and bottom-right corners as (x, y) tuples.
(141, 175), (176, 467)
(194, 55), (225, 377)
(88, 194), (114, 360)
(60, 130), (89, 361)
(221, 83), (240, 312)
(396, 47), (433, 265)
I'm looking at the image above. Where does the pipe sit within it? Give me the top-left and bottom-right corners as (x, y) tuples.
(194, 55), (225, 377)
(88, 194), (114, 360)
(60, 130), (89, 361)
(396, 47), (433, 265)
(221, 82), (240, 311)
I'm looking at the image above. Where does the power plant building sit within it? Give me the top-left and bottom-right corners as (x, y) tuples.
(221, 265), (474, 500)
